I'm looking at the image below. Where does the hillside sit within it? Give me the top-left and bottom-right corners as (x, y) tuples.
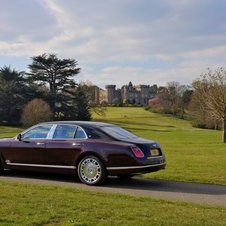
(93, 107), (226, 185)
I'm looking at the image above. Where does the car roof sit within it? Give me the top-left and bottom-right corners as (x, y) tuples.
(42, 121), (115, 128)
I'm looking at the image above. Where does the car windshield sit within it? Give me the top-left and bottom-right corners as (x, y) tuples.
(101, 126), (138, 139)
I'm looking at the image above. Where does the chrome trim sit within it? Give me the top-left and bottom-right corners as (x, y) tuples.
(36, 142), (45, 145)
(72, 143), (81, 147)
(106, 162), (165, 170)
(48, 124), (57, 139)
(6, 162), (76, 169)
(147, 156), (163, 160)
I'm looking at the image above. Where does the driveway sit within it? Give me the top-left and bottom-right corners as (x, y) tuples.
(1, 171), (226, 207)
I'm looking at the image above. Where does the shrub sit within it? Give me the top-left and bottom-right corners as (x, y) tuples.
(21, 99), (53, 127)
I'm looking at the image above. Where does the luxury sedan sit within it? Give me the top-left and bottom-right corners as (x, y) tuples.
(0, 121), (166, 185)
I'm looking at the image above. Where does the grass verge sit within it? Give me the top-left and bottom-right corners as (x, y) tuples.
(0, 180), (225, 226)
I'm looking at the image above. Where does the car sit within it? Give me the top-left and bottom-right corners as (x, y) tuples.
(0, 121), (166, 185)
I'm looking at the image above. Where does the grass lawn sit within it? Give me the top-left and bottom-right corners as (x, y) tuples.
(93, 107), (226, 185)
(0, 108), (226, 185)
(0, 107), (226, 185)
(0, 180), (225, 226)
(0, 126), (22, 138)
(0, 108), (226, 225)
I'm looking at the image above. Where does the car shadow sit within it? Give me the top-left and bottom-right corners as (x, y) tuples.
(2, 170), (226, 196)
(104, 177), (226, 195)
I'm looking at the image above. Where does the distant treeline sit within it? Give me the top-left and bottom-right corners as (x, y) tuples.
(147, 68), (226, 143)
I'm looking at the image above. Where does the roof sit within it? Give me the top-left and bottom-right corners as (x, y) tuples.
(43, 121), (114, 128)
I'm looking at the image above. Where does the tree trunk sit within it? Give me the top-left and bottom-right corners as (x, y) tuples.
(222, 118), (226, 143)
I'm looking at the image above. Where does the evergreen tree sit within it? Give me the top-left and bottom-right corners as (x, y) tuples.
(27, 53), (80, 117)
(72, 85), (91, 121)
(0, 66), (29, 125)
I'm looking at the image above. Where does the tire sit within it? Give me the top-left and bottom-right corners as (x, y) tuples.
(77, 155), (107, 186)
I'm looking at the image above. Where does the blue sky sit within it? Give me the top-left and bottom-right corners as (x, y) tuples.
(1, 0), (226, 88)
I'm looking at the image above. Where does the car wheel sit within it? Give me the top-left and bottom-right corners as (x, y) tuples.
(77, 155), (107, 186)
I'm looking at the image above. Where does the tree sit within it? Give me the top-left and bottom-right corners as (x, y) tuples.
(27, 53), (80, 117)
(189, 90), (221, 129)
(79, 81), (107, 116)
(21, 99), (53, 127)
(151, 82), (191, 118)
(0, 66), (29, 125)
(72, 85), (91, 121)
(192, 68), (226, 143)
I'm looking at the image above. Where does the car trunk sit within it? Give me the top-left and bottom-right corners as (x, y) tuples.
(118, 137), (162, 158)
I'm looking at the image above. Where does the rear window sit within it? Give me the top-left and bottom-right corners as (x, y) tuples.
(101, 126), (138, 139)
(83, 127), (111, 139)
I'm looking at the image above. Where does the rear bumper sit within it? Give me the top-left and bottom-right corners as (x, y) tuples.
(106, 161), (166, 175)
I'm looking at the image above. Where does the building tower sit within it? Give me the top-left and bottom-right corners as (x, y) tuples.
(140, 85), (150, 105)
(105, 85), (116, 104)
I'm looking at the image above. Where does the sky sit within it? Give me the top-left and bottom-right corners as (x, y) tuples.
(1, 0), (226, 89)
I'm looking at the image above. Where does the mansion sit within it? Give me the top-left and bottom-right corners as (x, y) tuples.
(89, 82), (158, 106)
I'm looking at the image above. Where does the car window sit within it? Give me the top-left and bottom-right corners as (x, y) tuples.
(74, 127), (87, 139)
(101, 126), (138, 139)
(53, 125), (77, 139)
(23, 125), (52, 139)
(84, 127), (111, 139)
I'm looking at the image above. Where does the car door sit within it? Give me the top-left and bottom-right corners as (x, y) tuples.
(45, 124), (87, 168)
(3, 124), (53, 169)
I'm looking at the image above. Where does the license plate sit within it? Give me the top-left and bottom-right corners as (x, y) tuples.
(150, 149), (159, 156)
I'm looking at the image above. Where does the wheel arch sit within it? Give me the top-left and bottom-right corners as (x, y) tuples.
(75, 151), (108, 169)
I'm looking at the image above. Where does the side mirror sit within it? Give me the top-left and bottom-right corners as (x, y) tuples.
(17, 134), (22, 141)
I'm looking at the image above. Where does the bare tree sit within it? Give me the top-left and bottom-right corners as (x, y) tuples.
(192, 68), (226, 142)
(21, 99), (53, 127)
(152, 82), (191, 118)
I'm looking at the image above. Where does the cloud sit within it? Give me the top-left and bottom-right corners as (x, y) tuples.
(0, 0), (226, 88)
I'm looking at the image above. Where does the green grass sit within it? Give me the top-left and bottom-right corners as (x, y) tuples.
(0, 108), (226, 225)
(0, 181), (225, 226)
(0, 107), (226, 185)
(1, 107), (226, 186)
(0, 126), (22, 138)
(93, 107), (226, 185)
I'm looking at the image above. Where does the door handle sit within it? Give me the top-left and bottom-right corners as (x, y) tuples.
(36, 142), (45, 145)
(72, 143), (81, 147)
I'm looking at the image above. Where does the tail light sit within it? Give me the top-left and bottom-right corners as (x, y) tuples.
(131, 146), (144, 158)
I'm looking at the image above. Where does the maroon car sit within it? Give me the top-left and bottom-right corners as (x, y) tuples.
(0, 121), (166, 185)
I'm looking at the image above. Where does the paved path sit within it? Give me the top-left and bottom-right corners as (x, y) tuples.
(1, 171), (226, 207)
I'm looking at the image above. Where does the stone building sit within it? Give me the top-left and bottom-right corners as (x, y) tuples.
(105, 85), (117, 104)
(89, 85), (100, 104)
(99, 88), (107, 103)
(86, 82), (158, 106)
(105, 82), (157, 105)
